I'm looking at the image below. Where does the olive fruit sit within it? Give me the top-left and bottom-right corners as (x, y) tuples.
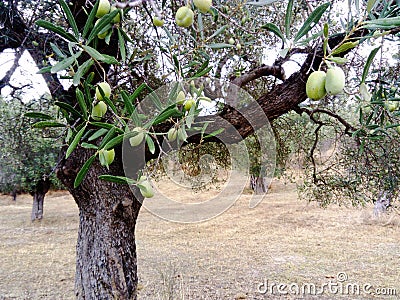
(91, 101), (107, 120)
(94, 19), (109, 39)
(96, 0), (111, 18)
(175, 6), (194, 28)
(177, 127), (188, 141)
(99, 148), (115, 167)
(325, 67), (345, 95)
(110, 6), (122, 23)
(176, 91), (186, 104)
(385, 101), (398, 112)
(228, 38), (235, 45)
(184, 98), (196, 111)
(306, 71), (326, 100)
(193, 0), (212, 13)
(129, 128), (145, 147)
(167, 127), (178, 141)
(138, 176), (154, 198)
(153, 16), (165, 27)
(96, 82), (111, 100)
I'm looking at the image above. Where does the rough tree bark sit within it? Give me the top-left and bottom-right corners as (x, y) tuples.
(0, 1), (387, 298)
(250, 175), (271, 194)
(57, 145), (143, 299)
(30, 176), (51, 221)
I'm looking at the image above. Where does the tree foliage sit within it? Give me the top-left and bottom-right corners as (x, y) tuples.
(0, 95), (61, 194)
(1, 0), (400, 296)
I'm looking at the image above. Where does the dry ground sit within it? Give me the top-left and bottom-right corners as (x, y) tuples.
(0, 180), (399, 299)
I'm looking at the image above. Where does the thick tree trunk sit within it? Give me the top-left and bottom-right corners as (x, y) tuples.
(250, 175), (271, 194)
(31, 193), (44, 220)
(57, 146), (142, 299)
(11, 190), (17, 201)
(31, 177), (50, 221)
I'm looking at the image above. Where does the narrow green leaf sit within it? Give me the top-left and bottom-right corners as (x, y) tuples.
(117, 28), (126, 61)
(362, 46), (381, 83)
(76, 88), (88, 120)
(81, 45), (105, 61)
(50, 42), (66, 58)
(32, 121), (66, 128)
(91, 122), (124, 133)
(98, 175), (136, 185)
(206, 43), (235, 49)
(331, 41), (359, 55)
(285, 0), (294, 38)
(87, 9), (119, 43)
(81, 45), (119, 65)
(193, 66), (213, 78)
(100, 54), (119, 65)
(297, 29), (323, 45)
(37, 66), (52, 74)
(323, 38), (328, 56)
(261, 23), (285, 42)
(121, 90), (134, 115)
(326, 57), (348, 64)
(83, 0), (99, 38)
(81, 142), (99, 150)
(103, 134), (124, 150)
(208, 25), (227, 40)
(66, 125), (86, 158)
(210, 7), (218, 22)
(118, 28), (134, 43)
(163, 27), (176, 45)
(323, 23), (329, 38)
(130, 83), (149, 102)
(73, 59), (94, 86)
(101, 95), (118, 115)
(186, 105), (195, 129)
(99, 127), (116, 149)
(55, 101), (82, 118)
(146, 135), (156, 154)
(195, 60), (209, 75)
(130, 109), (142, 127)
(294, 2), (330, 43)
(172, 55), (180, 74)
(88, 128), (108, 141)
(153, 105), (183, 125)
(74, 154), (96, 188)
(58, 0), (79, 39)
(35, 20), (78, 42)
(51, 56), (75, 73)
(362, 16), (400, 28)
(24, 112), (54, 120)
(204, 128), (225, 139)
(367, 0), (378, 12)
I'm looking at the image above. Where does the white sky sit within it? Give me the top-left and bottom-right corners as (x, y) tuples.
(0, 49), (49, 101)
(0, 1), (398, 102)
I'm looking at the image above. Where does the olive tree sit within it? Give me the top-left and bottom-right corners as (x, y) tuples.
(0, 95), (60, 220)
(1, 0), (399, 297)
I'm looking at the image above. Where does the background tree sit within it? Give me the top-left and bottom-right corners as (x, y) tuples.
(0, 94), (61, 220)
(1, 0), (399, 298)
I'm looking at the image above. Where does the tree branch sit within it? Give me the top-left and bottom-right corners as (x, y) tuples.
(294, 106), (357, 135)
(231, 64), (286, 87)
(0, 48), (23, 92)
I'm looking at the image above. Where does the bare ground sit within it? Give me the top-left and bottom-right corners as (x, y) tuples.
(0, 180), (399, 299)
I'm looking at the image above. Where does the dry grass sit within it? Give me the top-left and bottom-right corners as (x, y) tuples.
(0, 181), (399, 299)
